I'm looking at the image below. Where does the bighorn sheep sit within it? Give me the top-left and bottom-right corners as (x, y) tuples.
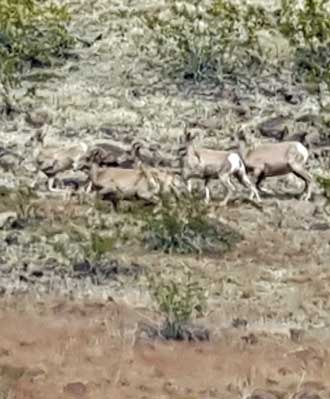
(131, 140), (178, 168)
(74, 148), (185, 208)
(26, 130), (88, 193)
(75, 145), (135, 170)
(178, 127), (260, 205)
(234, 130), (312, 200)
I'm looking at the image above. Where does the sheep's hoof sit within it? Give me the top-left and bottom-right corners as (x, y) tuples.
(260, 189), (273, 196)
(301, 194), (311, 201)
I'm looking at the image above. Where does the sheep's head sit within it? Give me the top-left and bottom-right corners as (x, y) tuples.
(26, 129), (47, 147)
(73, 148), (107, 171)
(130, 140), (144, 160)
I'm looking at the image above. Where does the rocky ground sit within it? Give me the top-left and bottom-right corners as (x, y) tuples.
(1, 0), (330, 397)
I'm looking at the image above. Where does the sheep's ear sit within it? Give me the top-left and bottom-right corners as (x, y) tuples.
(131, 140), (143, 153)
(183, 129), (194, 143)
(90, 148), (104, 161)
(34, 129), (46, 143)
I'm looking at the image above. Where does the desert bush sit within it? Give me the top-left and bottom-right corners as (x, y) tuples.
(141, 0), (330, 87)
(142, 0), (273, 82)
(142, 195), (242, 255)
(146, 264), (209, 340)
(315, 174), (330, 215)
(278, 0), (330, 86)
(0, 0), (74, 89)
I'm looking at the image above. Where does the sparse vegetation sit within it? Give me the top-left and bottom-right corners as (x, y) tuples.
(279, 0), (330, 86)
(142, 195), (242, 255)
(0, 0), (74, 94)
(142, 0), (272, 82)
(146, 264), (209, 340)
(316, 174), (330, 214)
(141, 0), (330, 87)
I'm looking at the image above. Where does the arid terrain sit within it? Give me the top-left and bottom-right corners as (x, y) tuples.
(1, 0), (330, 398)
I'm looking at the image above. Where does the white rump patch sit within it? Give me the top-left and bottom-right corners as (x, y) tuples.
(80, 142), (89, 153)
(228, 153), (243, 173)
(295, 142), (309, 163)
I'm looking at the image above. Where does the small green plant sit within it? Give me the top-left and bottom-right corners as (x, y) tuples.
(73, 229), (115, 263)
(143, 195), (242, 255)
(0, 0), (74, 90)
(147, 265), (208, 339)
(315, 174), (330, 215)
(316, 174), (330, 199)
(54, 224), (116, 262)
(142, 0), (274, 82)
(141, 0), (330, 87)
(278, 0), (330, 86)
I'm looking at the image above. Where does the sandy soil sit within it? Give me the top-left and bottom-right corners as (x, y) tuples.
(0, 298), (329, 399)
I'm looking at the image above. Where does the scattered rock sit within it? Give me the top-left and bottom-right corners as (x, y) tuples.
(232, 318), (248, 328)
(309, 223), (330, 231)
(25, 109), (51, 128)
(28, 265), (44, 278)
(293, 391), (321, 399)
(72, 259), (143, 284)
(249, 389), (285, 399)
(73, 260), (92, 275)
(258, 115), (289, 140)
(160, 322), (210, 342)
(0, 211), (18, 229)
(241, 333), (258, 345)
(4, 232), (19, 245)
(138, 320), (210, 342)
(279, 87), (303, 104)
(63, 382), (88, 397)
(290, 328), (305, 343)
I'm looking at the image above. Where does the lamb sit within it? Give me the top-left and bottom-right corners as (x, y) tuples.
(74, 148), (185, 208)
(26, 130), (88, 194)
(177, 127), (260, 205)
(234, 130), (312, 200)
(75, 145), (135, 170)
(130, 140), (179, 168)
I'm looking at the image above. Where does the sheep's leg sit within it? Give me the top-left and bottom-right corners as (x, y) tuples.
(99, 187), (120, 210)
(170, 184), (181, 201)
(85, 181), (93, 194)
(289, 163), (312, 201)
(204, 178), (212, 204)
(48, 177), (56, 192)
(218, 173), (235, 206)
(187, 179), (192, 193)
(255, 170), (273, 196)
(236, 170), (261, 202)
(47, 177), (67, 196)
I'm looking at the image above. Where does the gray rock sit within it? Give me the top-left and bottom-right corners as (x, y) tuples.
(0, 211), (18, 229)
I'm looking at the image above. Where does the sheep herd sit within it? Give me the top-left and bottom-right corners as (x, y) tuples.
(15, 126), (313, 208)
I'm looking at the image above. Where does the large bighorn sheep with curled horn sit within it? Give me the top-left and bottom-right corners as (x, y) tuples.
(233, 129), (313, 200)
(177, 125), (261, 205)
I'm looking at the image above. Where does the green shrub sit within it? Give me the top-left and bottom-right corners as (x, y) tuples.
(316, 174), (330, 199)
(142, 195), (242, 255)
(141, 0), (330, 87)
(142, 0), (276, 82)
(278, 0), (330, 86)
(147, 265), (208, 339)
(0, 0), (74, 88)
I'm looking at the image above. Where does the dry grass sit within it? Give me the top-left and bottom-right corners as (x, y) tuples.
(0, 299), (329, 398)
